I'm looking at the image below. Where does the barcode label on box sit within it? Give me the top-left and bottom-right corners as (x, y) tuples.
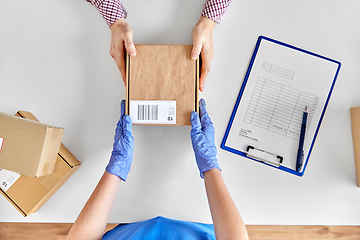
(130, 100), (176, 124)
(0, 168), (21, 192)
(138, 105), (159, 121)
(0, 137), (3, 153)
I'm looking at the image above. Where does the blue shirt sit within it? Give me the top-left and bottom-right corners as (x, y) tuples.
(103, 216), (215, 240)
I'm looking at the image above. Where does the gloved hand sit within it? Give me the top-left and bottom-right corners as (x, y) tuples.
(106, 100), (134, 181)
(190, 98), (220, 179)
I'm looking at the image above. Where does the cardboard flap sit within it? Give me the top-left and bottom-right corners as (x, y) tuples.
(16, 111), (39, 122)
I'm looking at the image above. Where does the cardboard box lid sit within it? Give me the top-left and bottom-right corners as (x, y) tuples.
(0, 112), (64, 177)
(126, 44), (199, 126)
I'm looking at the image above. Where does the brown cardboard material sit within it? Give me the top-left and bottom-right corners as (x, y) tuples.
(350, 107), (360, 187)
(126, 44), (199, 126)
(0, 111), (81, 216)
(0, 112), (64, 177)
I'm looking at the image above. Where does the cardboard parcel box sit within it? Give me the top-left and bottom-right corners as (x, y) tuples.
(0, 112), (64, 177)
(350, 107), (360, 187)
(0, 111), (81, 216)
(126, 44), (199, 126)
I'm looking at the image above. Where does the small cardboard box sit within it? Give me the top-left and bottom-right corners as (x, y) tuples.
(0, 112), (64, 177)
(0, 111), (81, 216)
(350, 107), (360, 187)
(126, 44), (199, 126)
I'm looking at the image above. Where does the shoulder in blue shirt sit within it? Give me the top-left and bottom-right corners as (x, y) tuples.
(103, 216), (215, 240)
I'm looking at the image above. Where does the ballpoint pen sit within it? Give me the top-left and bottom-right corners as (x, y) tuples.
(296, 106), (308, 172)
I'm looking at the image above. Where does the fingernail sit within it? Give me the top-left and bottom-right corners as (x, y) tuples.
(191, 54), (198, 60)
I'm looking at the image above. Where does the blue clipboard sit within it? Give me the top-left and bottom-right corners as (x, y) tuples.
(221, 36), (341, 177)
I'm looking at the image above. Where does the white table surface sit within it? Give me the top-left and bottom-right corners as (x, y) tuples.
(1, 0), (360, 225)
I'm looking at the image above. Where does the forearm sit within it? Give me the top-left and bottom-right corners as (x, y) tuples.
(204, 169), (248, 240)
(67, 171), (121, 240)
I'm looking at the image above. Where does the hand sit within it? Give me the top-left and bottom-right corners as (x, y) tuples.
(110, 18), (136, 84)
(190, 98), (220, 178)
(191, 16), (216, 92)
(106, 100), (134, 181)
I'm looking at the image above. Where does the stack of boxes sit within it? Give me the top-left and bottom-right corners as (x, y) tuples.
(0, 111), (80, 216)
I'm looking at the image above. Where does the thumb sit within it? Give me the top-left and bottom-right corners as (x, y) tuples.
(191, 39), (202, 61)
(190, 111), (201, 131)
(124, 33), (136, 57)
(120, 99), (126, 119)
(199, 98), (207, 119)
(116, 99), (126, 131)
(122, 115), (133, 135)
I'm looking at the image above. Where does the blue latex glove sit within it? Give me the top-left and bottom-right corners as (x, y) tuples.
(106, 100), (134, 181)
(190, 98), (220, 179)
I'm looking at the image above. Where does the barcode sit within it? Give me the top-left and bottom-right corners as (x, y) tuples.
(138, 105), (159, 120)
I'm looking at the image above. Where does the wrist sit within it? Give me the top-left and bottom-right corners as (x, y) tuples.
(104, 170), (122, 183)
(203, 168), (221, 179)
(106, 155), (131, 182)
(196, 16), (216, 31)
(110, 18), (127, 31)
(198, 157), (221, 179)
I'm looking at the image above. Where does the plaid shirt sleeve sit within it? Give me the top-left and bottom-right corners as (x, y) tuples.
(86, 0), (127, 27)
(202, 0), (232, 24)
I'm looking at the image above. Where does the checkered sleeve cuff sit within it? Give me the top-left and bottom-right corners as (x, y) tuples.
(202, 0), (232, 24)
(86, 0), (127, 27)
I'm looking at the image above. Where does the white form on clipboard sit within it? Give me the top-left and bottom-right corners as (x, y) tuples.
(221, 36), (341, 176)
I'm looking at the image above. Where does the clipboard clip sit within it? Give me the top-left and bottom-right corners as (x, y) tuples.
(245, 145), (283, 167)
